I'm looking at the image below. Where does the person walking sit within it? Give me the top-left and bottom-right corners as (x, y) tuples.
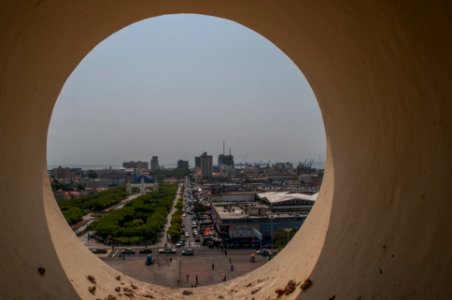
(186, 273), (189, 283)
(229, 257), (232, 264)
(195, 275), (198, 285)
(211, 263), (215, 271)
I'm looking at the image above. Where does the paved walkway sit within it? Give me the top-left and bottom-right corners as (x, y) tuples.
(158, 183), (182, 247)
(101, 248), (268, 288)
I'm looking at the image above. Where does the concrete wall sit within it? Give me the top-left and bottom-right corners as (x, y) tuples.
(0, 1), (451, 299)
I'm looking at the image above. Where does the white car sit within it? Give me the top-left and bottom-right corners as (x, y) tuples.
(175, 240), (185, 247)
(158, 248), (176, 254)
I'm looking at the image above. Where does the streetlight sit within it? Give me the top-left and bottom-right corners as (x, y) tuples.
(284, 228), (293, 246)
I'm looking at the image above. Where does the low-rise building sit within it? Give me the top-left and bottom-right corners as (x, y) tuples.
(122, 161), (149, 170)
(211, 202), (308, 245)
(257, 191), (317, 213)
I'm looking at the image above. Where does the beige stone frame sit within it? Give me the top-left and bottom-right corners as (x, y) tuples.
(0, 1), (451, 299)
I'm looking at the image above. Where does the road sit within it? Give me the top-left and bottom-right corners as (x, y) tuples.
(92, 178), (271, 287)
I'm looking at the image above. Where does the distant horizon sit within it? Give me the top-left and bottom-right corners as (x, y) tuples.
(47, 160), (325, 171)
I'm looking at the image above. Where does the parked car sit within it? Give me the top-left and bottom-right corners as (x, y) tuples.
(158, 248), (176, 254)
(181, 248), (194, 256)
(145, 255), (153, 265)
(90, 248), (107, 254)
(139, 248), (152, 254)
(121, 248), (135, 255)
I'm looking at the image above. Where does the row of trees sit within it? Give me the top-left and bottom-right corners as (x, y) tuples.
(272, 228), (298, 251)
(149, 168), (191, 180)
(167, 198), (184, 242)
(58, 185), (127, 225)
(89, 183), (178, 245)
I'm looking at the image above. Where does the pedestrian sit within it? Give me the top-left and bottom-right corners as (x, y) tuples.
(222, 274), (227, 282)
(170, 257), (172, 263)
(229, 257), (232, 264)
(211, 263), (215, 271)
(224, 250), (228, 256)
(186, 273), (189, 282)
(230, 264), (234, 272)
(195, 275), (198, 285)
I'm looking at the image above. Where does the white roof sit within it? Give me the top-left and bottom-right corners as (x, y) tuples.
(257, 191), (318, 204)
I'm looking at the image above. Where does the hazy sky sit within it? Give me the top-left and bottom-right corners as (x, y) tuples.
(47, 14), (325, 168)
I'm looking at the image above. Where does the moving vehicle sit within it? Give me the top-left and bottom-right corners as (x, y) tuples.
(90, 248), (107, 254)
(181, 248), (194, 256)
(121, 249), (135, 255)
(158, 248), (176, 254)
(175, 240), (185, 247)
(139, 248), (152, 254)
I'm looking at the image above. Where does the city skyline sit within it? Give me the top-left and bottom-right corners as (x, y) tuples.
(47, 14), (326, 168)
(48, 147), (325, 170)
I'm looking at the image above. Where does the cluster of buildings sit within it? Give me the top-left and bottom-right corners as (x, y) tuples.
(185, 143), (323, 246)
(49, 155), (189, 199)
(194, 144), (235, 180)
(122, 156), (190, 172)
(189, 183), (318, 247)
(192, 146), (322, 195)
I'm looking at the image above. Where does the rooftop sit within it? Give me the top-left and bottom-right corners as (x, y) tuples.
(212, 203), (308, 220)
(257, 191), (318, 204)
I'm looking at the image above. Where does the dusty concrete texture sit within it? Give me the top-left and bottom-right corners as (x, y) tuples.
(0, 1), (451, 299)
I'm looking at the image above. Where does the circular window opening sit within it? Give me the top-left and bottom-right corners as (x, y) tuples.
(47, 14), (326, 288)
